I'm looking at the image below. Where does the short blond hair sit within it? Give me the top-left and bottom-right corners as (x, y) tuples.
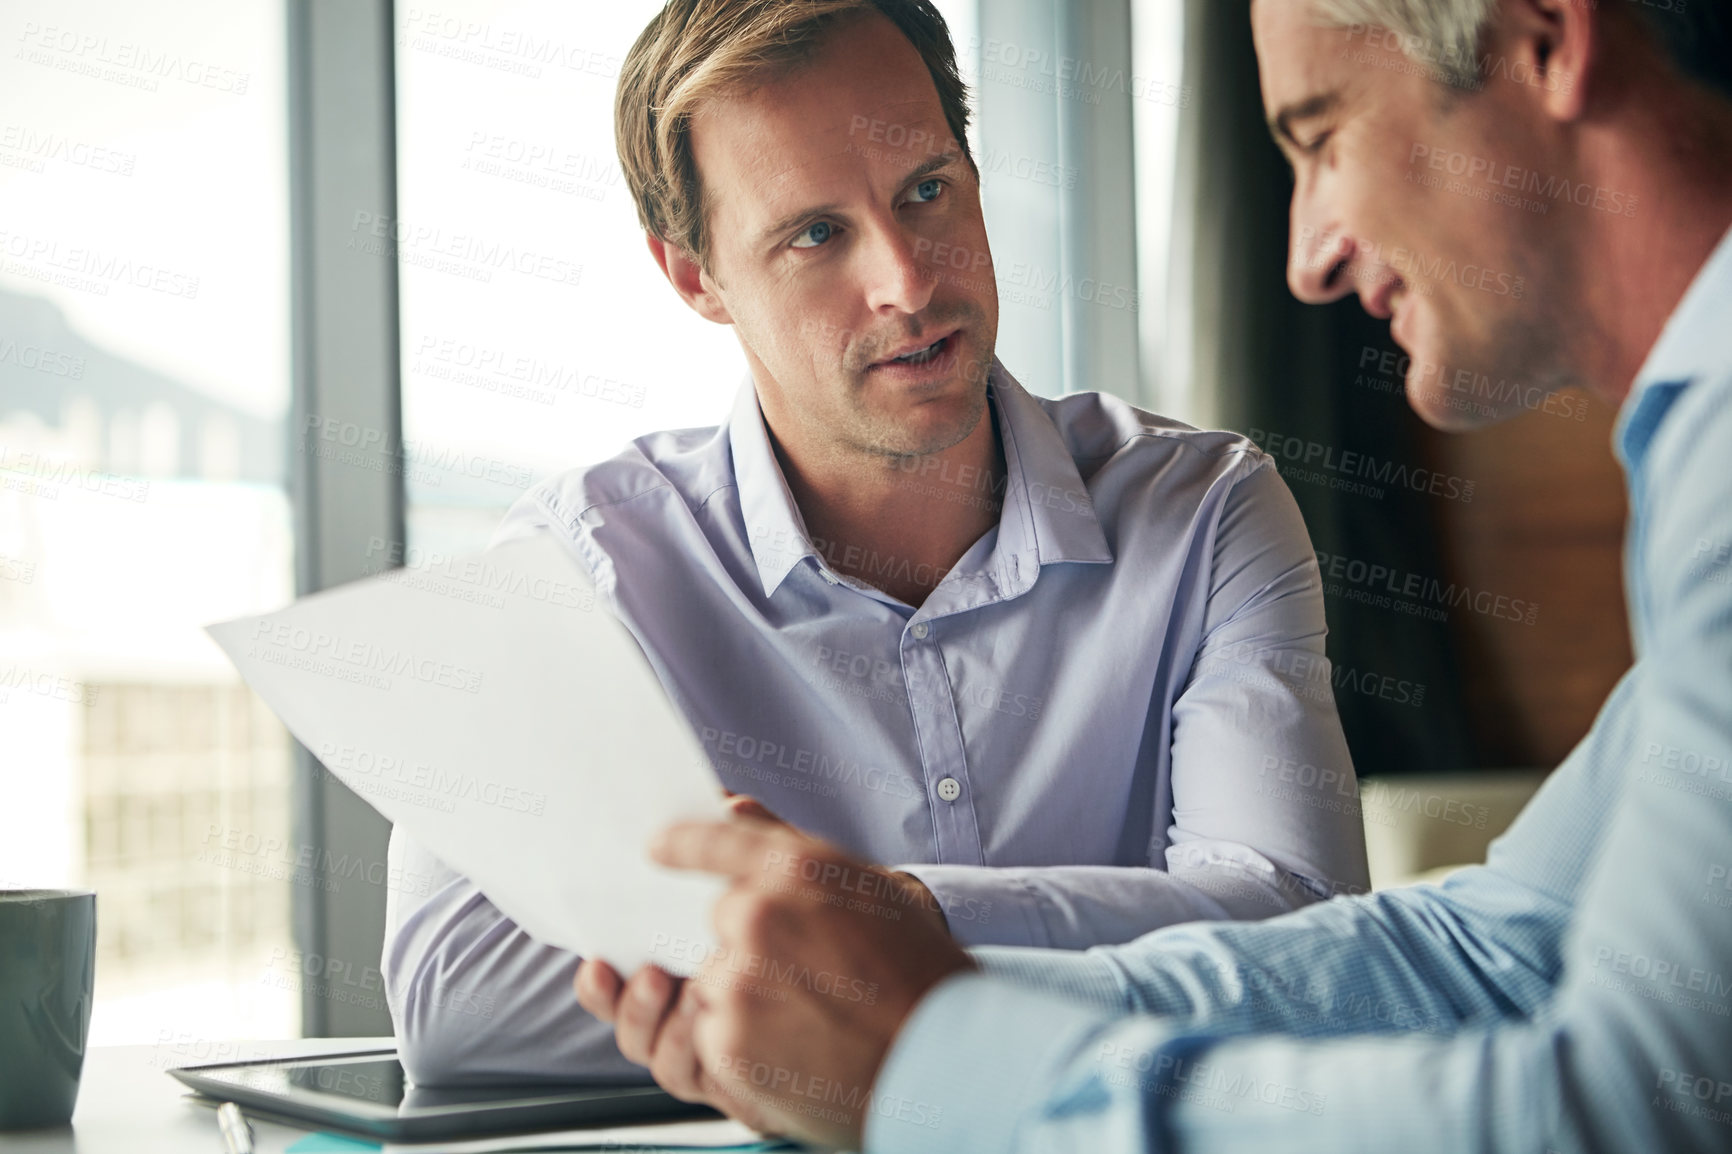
(615, 0), (974, 273)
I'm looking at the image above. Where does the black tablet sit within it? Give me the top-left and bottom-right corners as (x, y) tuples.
(169, 1049), (718, 1142)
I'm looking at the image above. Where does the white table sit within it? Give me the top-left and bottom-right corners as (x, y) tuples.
(2, 1039), (389, 1154)
(2, 1041), (786, 1154)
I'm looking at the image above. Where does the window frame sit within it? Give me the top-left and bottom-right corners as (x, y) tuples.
(286, 0), (404, 1037)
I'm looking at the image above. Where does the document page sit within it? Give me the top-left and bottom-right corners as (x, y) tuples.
(206, 532), (727, 976)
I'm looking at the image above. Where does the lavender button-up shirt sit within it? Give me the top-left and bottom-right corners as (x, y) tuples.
(382, 358), (1368, 1084)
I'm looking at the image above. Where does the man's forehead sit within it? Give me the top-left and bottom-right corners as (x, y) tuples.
(684, 8), (953, 235)
(1253, 0), (1356, 119)
(697, 87), (944, 173)
(691, 75), (955, 235)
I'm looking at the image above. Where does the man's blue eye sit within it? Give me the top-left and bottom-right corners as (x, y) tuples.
(792, 221), (834, 249)
(913, 179), (943, 202)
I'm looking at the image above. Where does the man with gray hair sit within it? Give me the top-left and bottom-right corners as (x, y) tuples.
(580, 0), (1732, 1149)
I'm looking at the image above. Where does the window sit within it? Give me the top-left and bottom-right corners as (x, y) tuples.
(0, 0), (294, 1044)
(395, 0), (747, 560)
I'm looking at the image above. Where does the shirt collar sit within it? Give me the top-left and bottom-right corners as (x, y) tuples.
(1616, 223), (1732, 473)
(729, 357), (1113, 600)
(729, 376), (816, 598)
(987, 358), (1114, 576)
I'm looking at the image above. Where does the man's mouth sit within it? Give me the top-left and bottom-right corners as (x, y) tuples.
(894, 338), (946, 364)
(871, 330), (960, 369)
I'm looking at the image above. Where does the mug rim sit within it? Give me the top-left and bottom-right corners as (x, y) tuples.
(0, 889), (95, 902)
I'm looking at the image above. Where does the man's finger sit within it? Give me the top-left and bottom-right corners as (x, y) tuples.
(650, 817), (790, 878)
(708, 886), (783, 961)
(646, 982), (710, 1103)
(724, 794), (785, 824)
(702, 1069), (782, 1137)
(612, 966), (681, 1067)
(692, 1016), (786, 1137)
(574, 959), (623, 1022)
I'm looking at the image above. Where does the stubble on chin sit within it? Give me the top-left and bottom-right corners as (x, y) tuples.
(1405, 308), (1573, 431)
(843, 366), (990, 460)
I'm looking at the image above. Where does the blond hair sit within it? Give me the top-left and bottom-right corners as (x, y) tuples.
(615, 0), (973, 273)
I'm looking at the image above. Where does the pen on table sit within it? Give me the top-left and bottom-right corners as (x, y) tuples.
(218, 1101), (255, 1154)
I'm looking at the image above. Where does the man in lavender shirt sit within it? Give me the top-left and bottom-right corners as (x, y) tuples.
(382, 0), (1368, 1085)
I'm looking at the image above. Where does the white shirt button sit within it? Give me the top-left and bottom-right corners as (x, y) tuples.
(910, 622), (930, 640)
(936, 776), (962, 802)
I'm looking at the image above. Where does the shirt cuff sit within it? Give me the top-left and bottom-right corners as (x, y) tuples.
(972, 945), (1134, 1012)
(897, 863), (1049, 947)
(864, 972), (1123, 1154)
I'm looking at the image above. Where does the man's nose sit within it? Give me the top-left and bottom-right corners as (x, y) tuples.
(1287, 218), (1357, 305)
(861, 224), (939, 316)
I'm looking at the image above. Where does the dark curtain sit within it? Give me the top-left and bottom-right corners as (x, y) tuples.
(1176, 0), (1475, 776)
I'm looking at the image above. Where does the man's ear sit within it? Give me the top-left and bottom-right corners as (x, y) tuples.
(1498, 0), (1597, 121)
(646, 233), (734, 325)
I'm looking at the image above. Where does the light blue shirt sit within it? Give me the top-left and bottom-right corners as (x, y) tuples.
(870, 229), (1732, 1153)
(383, 360), (1369, 1084)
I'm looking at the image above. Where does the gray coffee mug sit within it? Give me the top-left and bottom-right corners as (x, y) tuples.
(0, 889), (96, 1130)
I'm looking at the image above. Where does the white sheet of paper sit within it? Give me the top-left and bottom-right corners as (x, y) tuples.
(380, 1117), (787, 1153)
(206, 532), (727, 975)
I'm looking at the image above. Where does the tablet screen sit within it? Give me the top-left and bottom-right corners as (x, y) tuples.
(200, 1056), (407, 1109)
(172, 1050), (711, 1139)
(188, 1054), (648, 1113)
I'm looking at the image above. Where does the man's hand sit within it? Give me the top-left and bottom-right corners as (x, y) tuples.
(727, 785), (950, 936)
(574, 959), (725, 1104)
(573, 797), (963, 1142)
(649, 816), (976, 1149)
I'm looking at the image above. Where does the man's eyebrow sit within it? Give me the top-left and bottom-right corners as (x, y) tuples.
(755, 148), (965, 246)
(1268, 91), (1341, 147)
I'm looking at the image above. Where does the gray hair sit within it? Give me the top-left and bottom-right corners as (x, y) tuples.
(1311, 0), (1497, 89)
(1311, 0), (1732, 99)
